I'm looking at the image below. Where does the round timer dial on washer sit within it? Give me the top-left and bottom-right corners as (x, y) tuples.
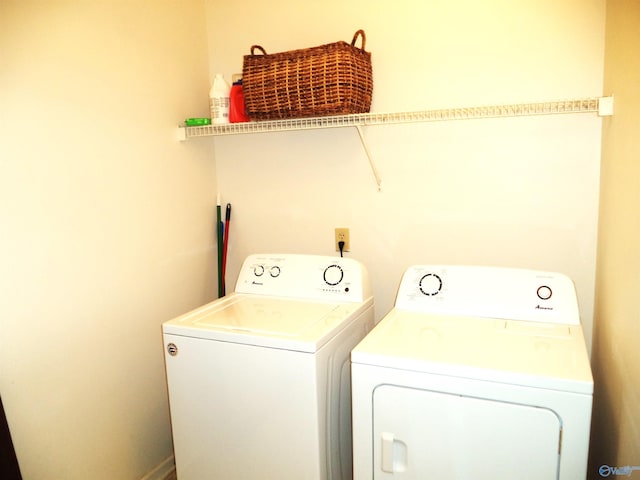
(270, 266), (281, 277)
(419, 273), (443, 296)
(323, 265), (344, 286)
(253, 265), (265, 277)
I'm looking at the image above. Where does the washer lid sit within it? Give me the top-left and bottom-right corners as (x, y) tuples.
(351, 309), (593, 394)
(163, 293), (370, 352)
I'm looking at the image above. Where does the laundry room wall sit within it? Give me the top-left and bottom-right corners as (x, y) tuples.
(205, 0), (606, 352)
(0, 1), (215, 479)
(589, 0), (640, 476)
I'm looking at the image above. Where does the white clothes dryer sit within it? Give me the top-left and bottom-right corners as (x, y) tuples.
(163, 254), (374, 480)
(351, 265), (593, 480)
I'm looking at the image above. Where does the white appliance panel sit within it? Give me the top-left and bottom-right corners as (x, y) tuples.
(395, 265), (580, 324)
(373, 385), (561, 479)
(235, 253), (369, 301)
(164, 307), (373, 480)
(351, 265), (593, 480)
(352, 363), (592, 480)
(194, 296), (337, 332)
(351, 310), (593, 394)
(164, 252), (375, 480)
(163, 294), (371, 352)
(164, 334), (321, 480)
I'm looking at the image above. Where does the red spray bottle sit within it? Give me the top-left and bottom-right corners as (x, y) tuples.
(229, 75), (250, 123)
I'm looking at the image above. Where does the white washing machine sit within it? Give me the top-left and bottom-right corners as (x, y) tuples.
(351, 265), (593, 480)
(163, 253), (374, 480)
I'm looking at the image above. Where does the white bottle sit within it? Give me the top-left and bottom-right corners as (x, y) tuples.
(210, 74), (231, 124)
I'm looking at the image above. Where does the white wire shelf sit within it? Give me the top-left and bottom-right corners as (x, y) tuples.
(178, 96), (612, 139)
(177, 96), (613, 191)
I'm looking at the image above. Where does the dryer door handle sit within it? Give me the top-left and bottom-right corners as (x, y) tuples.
(381, 432), (395, 472)
(381, 432), (408, 473)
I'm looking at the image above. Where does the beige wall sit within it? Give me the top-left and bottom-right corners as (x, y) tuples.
(2, 0), (631, 478)
(207, 0), (606, 353)
(0, 1), (215, 478)
(589, 0), (640, 476)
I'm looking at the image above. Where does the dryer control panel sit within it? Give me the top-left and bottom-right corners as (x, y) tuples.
(234, 254), (372, 303)
(395, 265), (580, 325)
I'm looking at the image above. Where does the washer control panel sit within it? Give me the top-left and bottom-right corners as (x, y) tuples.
(235, 254), (371, 302)
(395, 265), (580, 325)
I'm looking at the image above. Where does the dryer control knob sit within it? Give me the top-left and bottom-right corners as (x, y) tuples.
(323, 265), (344, 286)
(253, 265), (265, 276)
(419, 273), (443, 296)
(537, 285), (552, 300)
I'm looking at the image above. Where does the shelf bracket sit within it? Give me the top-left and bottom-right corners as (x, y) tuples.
(598, 95), (614, 116)
(176, 126), (187, 141)
(355, 125), (382, 191)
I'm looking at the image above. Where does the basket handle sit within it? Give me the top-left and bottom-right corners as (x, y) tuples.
(250, 45), (267, 55)
(351, 30), (366, 51)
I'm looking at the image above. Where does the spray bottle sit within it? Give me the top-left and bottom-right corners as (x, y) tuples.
(229, 74), (250, 123)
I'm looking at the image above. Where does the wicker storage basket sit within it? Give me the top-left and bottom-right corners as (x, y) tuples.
(242, 30), (373, 121)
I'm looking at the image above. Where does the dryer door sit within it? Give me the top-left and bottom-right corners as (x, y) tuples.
(373, 385), (561, 479)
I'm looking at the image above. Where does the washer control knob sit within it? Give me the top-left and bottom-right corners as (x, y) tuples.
(269, 266), (281, 278)
(253, 265), (265, 277)
(537, 285), (552, 300)
(323, 265), (344, 286)
(419, 273), (443, 296)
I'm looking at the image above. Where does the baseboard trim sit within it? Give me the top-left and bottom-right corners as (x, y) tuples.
(140, 455), (175, 480)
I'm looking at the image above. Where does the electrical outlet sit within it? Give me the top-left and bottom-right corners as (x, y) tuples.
(335, 228), (350, 252)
